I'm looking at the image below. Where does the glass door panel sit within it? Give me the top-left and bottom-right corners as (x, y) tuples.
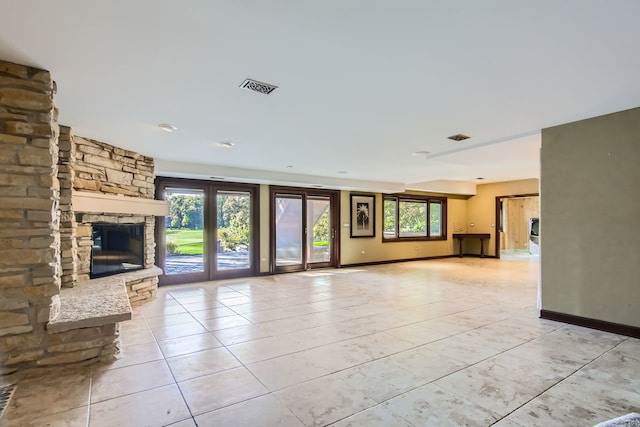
(164, 187), (205, 275)
(307, 197), (331, 264)
(275, 195), (303, 267)
(216, 191), (252, 271)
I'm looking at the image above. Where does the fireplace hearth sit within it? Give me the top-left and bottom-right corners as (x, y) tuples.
(91, 223), (145, 278)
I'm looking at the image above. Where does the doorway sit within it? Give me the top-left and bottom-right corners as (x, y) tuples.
(495, 194), (539, 260)
(156, 178), (259, 285)
(271, 187), (339, 273)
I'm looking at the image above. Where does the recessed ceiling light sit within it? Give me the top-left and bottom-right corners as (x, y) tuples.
(448, 133), (470, 142)
(411, 151), (430, 157)
(217, 141), (234, 148)
(158, 123), (177, 132)
(337, 171), (348, 174)
(476, 177), (485, 180)
(209, 176), (225, 180)
(286, 165), (293, 169)
(311, 184), (324, 188)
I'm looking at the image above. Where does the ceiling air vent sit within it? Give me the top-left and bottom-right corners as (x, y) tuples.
(239, 78), (278, 95)
(447, 133), (470, 142)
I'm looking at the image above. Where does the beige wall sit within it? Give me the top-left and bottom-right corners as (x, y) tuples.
(259, 184), (270, 273)
(258, 180), (542, 269)
(466, 179), (539, 256)
(540, 107), (640, 328)
(339, 191), (468, 265)
(259, 189), (468, 270)
(259, 189), (466, 269)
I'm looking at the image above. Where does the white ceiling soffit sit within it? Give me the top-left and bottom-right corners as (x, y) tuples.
(1, 1), (639, 193)
(405, 180), (478, 196)
(154, 159), (405, 193)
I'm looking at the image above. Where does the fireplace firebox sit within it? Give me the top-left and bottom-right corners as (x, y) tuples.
(91, 223), (145, 278)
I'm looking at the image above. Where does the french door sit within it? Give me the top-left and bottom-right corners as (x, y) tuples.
(156, 178), (259, 285)
(271, 187), (339, 273)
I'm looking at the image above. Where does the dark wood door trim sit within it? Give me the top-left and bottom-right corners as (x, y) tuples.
(270, 186), (340, 273)
(155, 176), (260, 285)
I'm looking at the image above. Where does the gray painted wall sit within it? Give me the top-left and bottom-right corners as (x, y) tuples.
(541, 107), (640, 327)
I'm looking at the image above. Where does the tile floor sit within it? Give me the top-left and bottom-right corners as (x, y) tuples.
(3, 258), (639, 426)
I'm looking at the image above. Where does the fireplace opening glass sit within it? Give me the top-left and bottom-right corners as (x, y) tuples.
(91, 223), (144, 278)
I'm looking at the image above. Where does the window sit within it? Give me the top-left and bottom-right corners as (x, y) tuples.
(383, 195), (446, 241)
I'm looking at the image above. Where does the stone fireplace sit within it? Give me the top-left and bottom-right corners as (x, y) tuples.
(58, 127), (165, 303)
(0, 59), (167, 379)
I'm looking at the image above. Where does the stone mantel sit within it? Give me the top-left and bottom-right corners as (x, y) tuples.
(72, 190), (168, 216)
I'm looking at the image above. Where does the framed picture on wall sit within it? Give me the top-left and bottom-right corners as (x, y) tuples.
(350, 194), (375, 238)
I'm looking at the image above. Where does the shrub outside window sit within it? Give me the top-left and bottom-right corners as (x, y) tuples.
(399, 201), (427, 237)
(383, 195), (446, 241)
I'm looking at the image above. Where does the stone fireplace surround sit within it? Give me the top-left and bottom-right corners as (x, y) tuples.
(41, 124), (169, 373)
(57, 126), (162, 290)
(0, 59), (167, 379)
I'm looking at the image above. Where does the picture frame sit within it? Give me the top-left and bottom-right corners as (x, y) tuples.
(350, 194), (375, 238)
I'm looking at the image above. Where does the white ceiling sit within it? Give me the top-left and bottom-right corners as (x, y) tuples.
(1, 1), (639, 194)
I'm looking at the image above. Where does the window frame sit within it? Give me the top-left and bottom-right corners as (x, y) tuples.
(382, 194), (447, 242)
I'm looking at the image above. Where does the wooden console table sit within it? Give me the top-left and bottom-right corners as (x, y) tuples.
(453, 233), (491, 258)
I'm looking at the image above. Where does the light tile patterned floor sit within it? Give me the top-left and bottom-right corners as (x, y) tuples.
(3, 258), (640, 426)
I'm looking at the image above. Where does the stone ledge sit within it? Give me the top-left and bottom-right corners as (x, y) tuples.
(113, 265), (162, 284)
(46, 266), (162, 333)
(47, 276), (132, 334)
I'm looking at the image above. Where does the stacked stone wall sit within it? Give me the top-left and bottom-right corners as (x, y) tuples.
(1, 59), (160, 379)
(127, 275), (158, 304)
(42, 324), (119, 366)
(58, 126), (77, 288)
(67, 135), (156, 286)
(73, 136), (154, 199)
(0, 60), (60, 377)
